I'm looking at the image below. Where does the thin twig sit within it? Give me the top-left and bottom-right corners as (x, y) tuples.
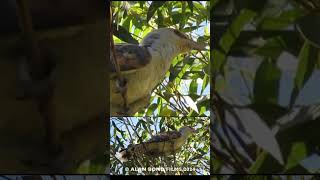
(110, 6), (129, 113)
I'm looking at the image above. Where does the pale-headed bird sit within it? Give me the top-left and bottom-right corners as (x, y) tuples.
(110, 28), (207, 116)
(115, 126), (196, 162)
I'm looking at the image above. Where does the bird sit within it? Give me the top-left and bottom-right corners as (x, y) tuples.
(115, 126), (196, 162)
(110, 28), (207, 116)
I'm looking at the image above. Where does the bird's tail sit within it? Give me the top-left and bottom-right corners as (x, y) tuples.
(115, 147), (133, 163)
(116, 144), (148, 162)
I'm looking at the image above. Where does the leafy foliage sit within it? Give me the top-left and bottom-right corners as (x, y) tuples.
(212, 0), (320, 174)
(111, 1), (210, 116)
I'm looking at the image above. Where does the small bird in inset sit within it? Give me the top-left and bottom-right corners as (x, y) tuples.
(115, 126), (196, 162)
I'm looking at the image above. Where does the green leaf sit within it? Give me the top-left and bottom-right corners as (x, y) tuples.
(212, 50), (226, 76)
(253, 37), (287, 59)
(147, 1), (166, 23)
(115, 135), (124, 147)
(159, 117), (164, 130)
(253, 59), (281, 105)
(201, 74), (209, 94)
(159, 106), (173, 116)
(156, 10), (165, 28)
(140, 120), (148, 131)
(189, 79), (198, 94)
(122, 17), (132, 30)
(112, 24), (138, 44)
(249, 151), (284, 173)
(249, 151), (268, 173)
(176, 64), (190, 80)
(187, 1), (193, 13)
(146, 103), (158, 116)
(294, 42), (314, 90)
(171, 13), (183, 25)
(290, 42), (317, 106)
(259, 9), (304, 30)
(219, 9), (257, 53)
(212, 9), (257, 74)
(112, 121), (125, 137)
(284, 142), (307, 171)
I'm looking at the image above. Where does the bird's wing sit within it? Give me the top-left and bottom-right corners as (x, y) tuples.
(117, 130), (184, 159)
(110, 44), (151, 73)
(147, 130), (181, 143)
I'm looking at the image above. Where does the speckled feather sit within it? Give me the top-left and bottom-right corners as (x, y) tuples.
(147, 131), (181, 143)
(110, 44), (151, 73)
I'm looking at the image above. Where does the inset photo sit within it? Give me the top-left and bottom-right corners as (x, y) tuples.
(110, 117), (210, 175)
(110, 1), (210, 117)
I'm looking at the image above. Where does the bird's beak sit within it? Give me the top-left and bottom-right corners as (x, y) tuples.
(187, 39), (207, 51)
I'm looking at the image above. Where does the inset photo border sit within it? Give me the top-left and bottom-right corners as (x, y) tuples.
(110, 117), (210, 175)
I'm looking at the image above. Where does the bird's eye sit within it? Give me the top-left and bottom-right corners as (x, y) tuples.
(173, 29), (188, 39)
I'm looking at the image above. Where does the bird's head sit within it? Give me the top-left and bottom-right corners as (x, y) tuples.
(169, 28), (207, 52)
(141, 28), (207, 53)
(179, 126), (196, 137)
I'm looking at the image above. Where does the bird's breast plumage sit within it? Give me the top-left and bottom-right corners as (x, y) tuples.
(110, 44), (176, 112)
(110, 29), (186, 115)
